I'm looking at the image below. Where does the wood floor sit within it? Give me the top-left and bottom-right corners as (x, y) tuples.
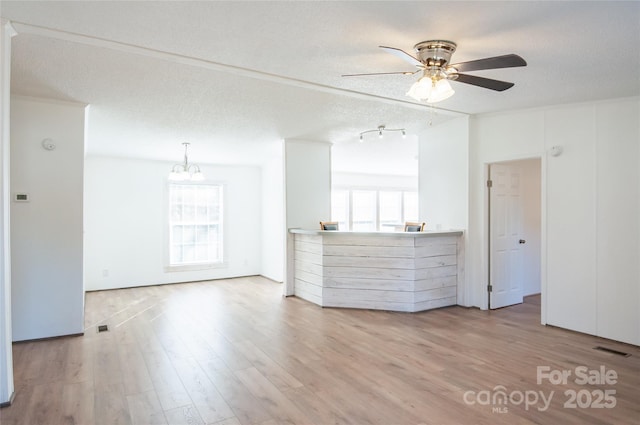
(1, 276), (639, 425)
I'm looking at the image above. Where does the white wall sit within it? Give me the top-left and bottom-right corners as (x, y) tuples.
(332, 172), (417, 190)
(595, 101), (640, 344)
(545, 104), (599, 335)
(10, 96), (85, 342)
(0, 18), (15, 405)
(418, 117), (470, 307)
(261, 142), (284, 282)
(84, 156), (262, 290)
(418, 116), (469, 231)
(469, 97), (640, 345)
(283, 139), (331, 294)
(284, 140), (332, 230)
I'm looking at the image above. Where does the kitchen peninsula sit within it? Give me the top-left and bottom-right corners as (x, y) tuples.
(288, 229), (463, 312)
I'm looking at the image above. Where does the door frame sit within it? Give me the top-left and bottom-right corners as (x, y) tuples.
(482, 154), (547, 325)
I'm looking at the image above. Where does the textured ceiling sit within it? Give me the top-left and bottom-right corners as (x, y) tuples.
(2, 1), (639, 174)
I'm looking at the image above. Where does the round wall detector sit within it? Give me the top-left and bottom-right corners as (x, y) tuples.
(42, 138), (56, 150)
(549, 145), (563, 157)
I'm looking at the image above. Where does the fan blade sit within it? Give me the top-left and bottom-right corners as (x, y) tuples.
(342, 70), (419, 77)
(379, 46), (424, 67)
(453, 73), (515, 91)
(449, 54), (526, 72)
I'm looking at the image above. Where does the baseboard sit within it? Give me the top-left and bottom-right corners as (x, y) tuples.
(258, 274), (283, 284)
(12, 332), (84, 344)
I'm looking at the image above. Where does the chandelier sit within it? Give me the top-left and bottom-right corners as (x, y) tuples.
(168, 143), (204, 181)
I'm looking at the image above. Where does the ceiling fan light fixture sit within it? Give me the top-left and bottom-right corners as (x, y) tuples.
(406, 76), (432, 101)
(344, 39), (526, 103)
(426, 78), (455, 104)
(406, 74), (454, 104)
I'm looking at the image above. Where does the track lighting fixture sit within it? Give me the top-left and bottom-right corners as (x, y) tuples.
(359, 125), (407, 142)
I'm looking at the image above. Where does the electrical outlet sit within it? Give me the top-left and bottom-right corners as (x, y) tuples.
(102, 269), (109, 277)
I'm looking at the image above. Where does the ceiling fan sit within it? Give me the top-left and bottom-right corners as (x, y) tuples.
(343, 40), (527, 103)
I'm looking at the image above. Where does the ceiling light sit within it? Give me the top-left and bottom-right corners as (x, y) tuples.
(168, 142), (204, 181)
(406, 76), (432, 101)
(406, 70), (455, 104)
(359, 125), (407, 141)
(428, 78), (455, 103)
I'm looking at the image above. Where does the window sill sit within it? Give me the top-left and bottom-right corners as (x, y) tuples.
(164, 262), (227, 273)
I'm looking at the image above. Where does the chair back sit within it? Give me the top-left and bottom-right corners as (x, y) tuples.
(404, 222), (425, 232)
(320, 221), (339, 231)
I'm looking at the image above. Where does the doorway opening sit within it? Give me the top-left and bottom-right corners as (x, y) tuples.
(487, 158), (541, 311)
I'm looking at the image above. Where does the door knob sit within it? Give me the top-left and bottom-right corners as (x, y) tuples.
(519, 239), (526, 244)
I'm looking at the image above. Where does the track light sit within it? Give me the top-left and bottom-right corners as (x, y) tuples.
(359, 125), (407, 141)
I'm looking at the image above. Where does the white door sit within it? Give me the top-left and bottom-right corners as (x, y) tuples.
(489, 163), (524, 309)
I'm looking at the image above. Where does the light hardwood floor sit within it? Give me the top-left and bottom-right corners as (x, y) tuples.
(1, 276), (639, 425)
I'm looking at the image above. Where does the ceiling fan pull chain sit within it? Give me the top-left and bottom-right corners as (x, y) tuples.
(428, 104), (435, 127)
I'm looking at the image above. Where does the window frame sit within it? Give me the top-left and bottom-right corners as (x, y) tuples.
(164, 181), (227, 272)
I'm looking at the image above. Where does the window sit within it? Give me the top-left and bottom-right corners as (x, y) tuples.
(379, 191), (402, 229)
(331, 189), (349, 231)
(168, 183), (223, 267)
(352, 190), (377, 231)
(331, 188), (418, 231)
(403, 191), (419, 222)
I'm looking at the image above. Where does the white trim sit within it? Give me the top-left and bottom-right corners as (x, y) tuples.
(0, 18), (16, 406)
(475, 95), (640, 119)
(164, 262), (227, 273)
(10, 94), (87, 108)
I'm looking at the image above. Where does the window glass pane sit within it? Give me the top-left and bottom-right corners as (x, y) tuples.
(183, 244), (195, 263)
(171, 187), (182, 204)
(183, 205), (195, 222)
(171, 205), (182, 221)
(171, 225), (183, 242)
(208, 205), (219, 222)
(183, 226), (195, 244)
(331, 189), (349, 231)
(196, 205), (207, 222)
(403, 191), (419, 222)
(183, 186), (195, 204)
(352, 190), (376, 231)
(379, 191), (402, 230)
(196, 225), (208, 242)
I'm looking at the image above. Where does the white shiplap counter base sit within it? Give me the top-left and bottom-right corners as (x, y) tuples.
(289, 230), (464, 312)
